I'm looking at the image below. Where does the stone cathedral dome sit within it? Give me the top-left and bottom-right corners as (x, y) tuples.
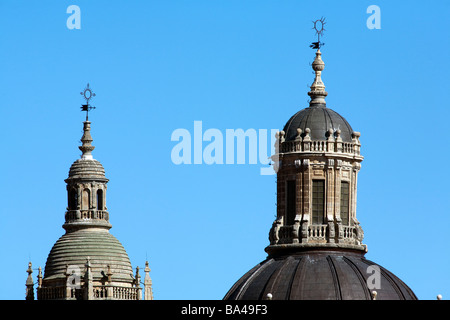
(44, 229), (134, 283)
(224, 46), (417, 300)
(224, 250), (416, 300)
(283, 106), (354, 143)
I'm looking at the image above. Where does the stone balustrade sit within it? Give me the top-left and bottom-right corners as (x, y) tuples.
(37, 286), (65, 300)
(342, 225), (356, 240)
(269, 222), (361, 246)
(38, 284), (141, 300)
(278, 226), (294, 243)
(112, 286), (140, 300)
(308, 224), (327, 240)
(65, 209), (109, 222)
(280, 139), (360, 155)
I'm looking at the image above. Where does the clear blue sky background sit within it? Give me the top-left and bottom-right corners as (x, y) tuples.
(0, 0), (449, 300)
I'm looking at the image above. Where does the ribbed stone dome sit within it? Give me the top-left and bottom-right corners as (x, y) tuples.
(224, 250), (417, 300)
(67, 159), (107, 181)
(44, 229), (134, 283)
(283, 105), (354, 142)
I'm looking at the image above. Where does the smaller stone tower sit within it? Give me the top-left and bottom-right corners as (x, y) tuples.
(26, 86), (153, 300)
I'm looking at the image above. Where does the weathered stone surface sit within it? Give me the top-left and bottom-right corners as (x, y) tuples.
(31, 119), (153, 300)
(44, 228), (134, 283)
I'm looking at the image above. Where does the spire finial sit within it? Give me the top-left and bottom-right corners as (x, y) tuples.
(80, 83), (96, 121)
(38, 266), (42, 288)
(26, 262), (33, 285)
(79, 121), (95, 160)
(310, 17), (326, 50)
(26, 262), (34, 300)
(144, 261), (153, 300)
(308, 18), (328, 106)
(78, 84), (97, 159)
(135, 266), (141, 287)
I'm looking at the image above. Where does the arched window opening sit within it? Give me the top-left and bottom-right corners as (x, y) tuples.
(81, 189), (90, 211)
(97, 189), (103, 210)
(68, 188), (78, 210)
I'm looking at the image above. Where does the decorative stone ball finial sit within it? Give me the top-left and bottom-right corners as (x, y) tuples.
(371, 290), (377, 300)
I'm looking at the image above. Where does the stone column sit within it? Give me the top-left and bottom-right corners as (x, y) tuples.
(335, 161), (344, 242)
(326, 159), (335, 243)
(292, 166), (302, 243)
(84, 258), (93, 300)
(301, 159), (311, 243)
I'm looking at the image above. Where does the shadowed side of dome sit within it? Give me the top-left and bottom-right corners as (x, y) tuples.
(224, 251), (417, 300)
(44, 229), (134, 284)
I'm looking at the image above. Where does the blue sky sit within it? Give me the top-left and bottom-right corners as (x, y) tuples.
(0, 0), (449, 300)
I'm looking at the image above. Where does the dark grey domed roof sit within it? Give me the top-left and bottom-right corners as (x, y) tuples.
(224, 250), (417, 300)
(283, 105), (354, 142)
(44, 229), (134, 283)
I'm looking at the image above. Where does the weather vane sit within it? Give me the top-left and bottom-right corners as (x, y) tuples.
(310, 17), (326, 49)
(80, 83), (96, 121)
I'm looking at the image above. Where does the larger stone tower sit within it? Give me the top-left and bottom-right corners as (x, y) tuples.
(224, 44), (417, 300)
(26, 87), (153, 300)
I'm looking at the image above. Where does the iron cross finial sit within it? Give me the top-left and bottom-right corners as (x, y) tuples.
(310, 17), (326, 50)
(80, 83), (96, 121)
